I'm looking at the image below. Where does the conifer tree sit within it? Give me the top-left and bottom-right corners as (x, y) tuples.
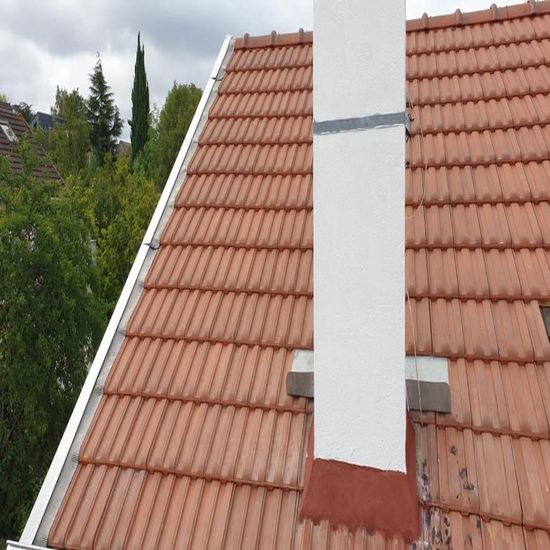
(87, 55), (122, 164)
(130, 33), (150, 161)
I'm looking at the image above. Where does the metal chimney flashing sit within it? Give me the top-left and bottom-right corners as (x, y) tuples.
(313, 111), (407, 135)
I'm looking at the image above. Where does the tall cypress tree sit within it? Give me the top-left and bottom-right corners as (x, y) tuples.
(130, 33), (150, 161)
(88, 55), (123, 165)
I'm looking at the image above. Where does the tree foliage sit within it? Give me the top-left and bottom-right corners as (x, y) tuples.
(98, 160), (159, 308)
(42, 88), (91, 177)
(88, 57), (123, 165)
(141, 82), (201, 189)
(0, 142), (105, 538)
(130, 33), (150, 161)
(0, 48), (200, 544)
(60, 154), (159, 313)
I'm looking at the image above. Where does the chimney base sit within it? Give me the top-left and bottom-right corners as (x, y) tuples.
(300, 413), (420, 542)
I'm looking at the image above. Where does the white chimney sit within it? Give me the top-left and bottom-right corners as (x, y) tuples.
(313, 0), (406, 472)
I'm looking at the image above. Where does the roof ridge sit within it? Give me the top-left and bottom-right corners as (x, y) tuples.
(234, 30), (312, 50)
(407, 0), (550, 32)
(234, 2), (550, 45)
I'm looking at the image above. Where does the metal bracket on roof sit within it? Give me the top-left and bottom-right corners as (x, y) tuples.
(313, 110), (408, 135)
(405, 112), (412, 136)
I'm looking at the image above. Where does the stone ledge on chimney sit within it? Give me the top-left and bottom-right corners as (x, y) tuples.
(287, 351), (451, 415)
(287, 349), (314, 398)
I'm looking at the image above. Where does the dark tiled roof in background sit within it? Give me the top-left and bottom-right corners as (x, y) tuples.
(0, 102), (59, 181)
(48, 2), (550, 548)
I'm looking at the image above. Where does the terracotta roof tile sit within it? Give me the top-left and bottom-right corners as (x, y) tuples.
(0, 102), (60, 181)
(46, 4), (550, 548)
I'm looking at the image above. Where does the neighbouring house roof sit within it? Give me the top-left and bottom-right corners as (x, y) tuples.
(30, 111), (66, 132)
(115, 140), (131, 156)
(0, 102), (60, 181)
(20, 1), (550, 548)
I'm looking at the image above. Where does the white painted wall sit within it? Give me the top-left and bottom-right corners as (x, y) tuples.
(313, 0), (407, 472)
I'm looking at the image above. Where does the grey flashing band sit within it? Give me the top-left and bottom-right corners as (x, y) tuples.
(314, 111), (407, 135)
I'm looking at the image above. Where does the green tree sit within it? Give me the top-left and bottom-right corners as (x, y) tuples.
(130, 32), (150, 161)
(141, 82), (201, 189)
(97, 156), (159, 309)
(0, 141), (104, 540)
(87, 56), (123, 165)
(43, 87), (91, 177)
(0, 92), (8, 103)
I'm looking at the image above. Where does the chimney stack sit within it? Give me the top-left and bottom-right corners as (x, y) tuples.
(301, 0), (419, 539)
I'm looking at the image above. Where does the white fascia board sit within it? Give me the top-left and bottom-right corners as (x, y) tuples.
(7, 541), (49, 550)
(18, 34), (233, 546)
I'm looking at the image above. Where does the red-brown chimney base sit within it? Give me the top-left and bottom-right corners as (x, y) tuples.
(299, 413), (420, 542)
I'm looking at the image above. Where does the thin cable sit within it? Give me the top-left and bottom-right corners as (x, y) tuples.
(405, 95), (427, 219)
(405, 287), (423, 427)
(406, 286), (428, 548)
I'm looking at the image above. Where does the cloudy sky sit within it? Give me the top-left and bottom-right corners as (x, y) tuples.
(1, 0), (523, 139)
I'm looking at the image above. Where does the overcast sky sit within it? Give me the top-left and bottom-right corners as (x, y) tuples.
(0, 0), (524, 140)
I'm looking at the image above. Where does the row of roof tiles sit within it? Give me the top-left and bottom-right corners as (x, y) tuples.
(408, 67), (550, 105)
(228, 44), (312, 71)
(161, 207), (312, 249)
(201, 116), (312, 145)
(49, 468), (304, 550)
(80, 395), (308, 490)
(220, 67), (312, 94)
(105, 340), (309, 413)
(408, 126), (550, 167)
(405, 297), (550, 362)
(405, 202), (550, 249)
(406, 247), (550, 299)
(127, 289), (313, 349)
(406, 163), (550, 205)
(413, 95), (550, 132)
(407, 39), (550, 79)
(418, 359), (550, 439)
(176, 174), (312, 209)
(210, 91), (312, 119)
(188, 143), (312, 175)
(148, 246), (313, 295)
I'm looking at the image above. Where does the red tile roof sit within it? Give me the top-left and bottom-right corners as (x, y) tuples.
(0, 101), (60, 181)
(46, 2), (550, 548)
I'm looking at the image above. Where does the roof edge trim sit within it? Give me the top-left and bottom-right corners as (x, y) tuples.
(406, 0), (550, 31)
(17, 33), (233, 547)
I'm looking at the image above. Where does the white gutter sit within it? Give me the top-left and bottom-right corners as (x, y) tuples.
(14, 33), (232, 548)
